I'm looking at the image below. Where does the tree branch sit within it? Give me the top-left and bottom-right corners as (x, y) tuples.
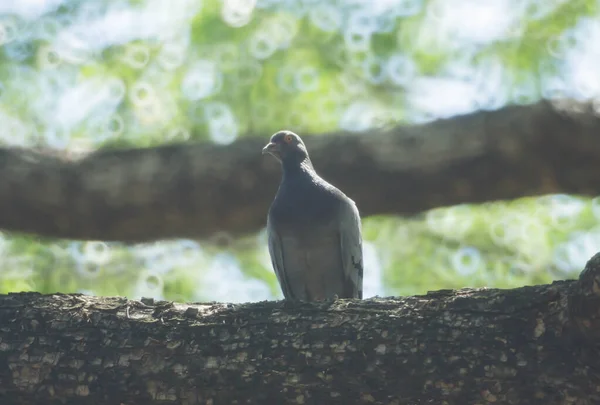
(0, 99), (599, 242)
(2, 254), (600, 404)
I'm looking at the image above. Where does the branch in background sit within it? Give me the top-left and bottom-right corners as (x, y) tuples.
(2, 253), (600, 404)
(0, 99), (598, 242)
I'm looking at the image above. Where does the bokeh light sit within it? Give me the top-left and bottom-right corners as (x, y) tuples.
(0, 0), (599, 302)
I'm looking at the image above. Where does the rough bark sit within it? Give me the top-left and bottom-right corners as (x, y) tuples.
(1, 254), (600, 405)
(0, 99), (599, 242)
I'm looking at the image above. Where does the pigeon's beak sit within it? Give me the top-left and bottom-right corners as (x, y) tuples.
(262, 142), (281, 158)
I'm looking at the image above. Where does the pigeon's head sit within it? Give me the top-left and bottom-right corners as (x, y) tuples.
(262, 130), (309, 164)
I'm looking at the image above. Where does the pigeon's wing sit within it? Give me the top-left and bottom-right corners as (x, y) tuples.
(337, 199), (364, 299)
(267, 215), (295, 299)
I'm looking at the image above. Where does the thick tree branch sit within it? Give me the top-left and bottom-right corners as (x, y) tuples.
(0, 99), (599, 242)
(2, 254), (600, 404)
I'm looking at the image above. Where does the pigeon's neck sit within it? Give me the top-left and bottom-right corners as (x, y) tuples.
(281, 157), (316, 182)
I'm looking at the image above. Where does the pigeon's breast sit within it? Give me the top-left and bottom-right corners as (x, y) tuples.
(278, 225), (345, 301)
(269, 181), (342, 227)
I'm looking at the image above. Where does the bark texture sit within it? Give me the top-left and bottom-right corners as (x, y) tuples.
(0, 99), (599, 242)
(1, 254), (600, 405)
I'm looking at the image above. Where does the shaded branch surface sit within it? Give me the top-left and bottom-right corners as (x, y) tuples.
(0, 99), (599, 242)
(2, 253), (600, 404)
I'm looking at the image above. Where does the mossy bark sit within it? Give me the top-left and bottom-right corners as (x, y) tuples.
(2, 253), (600, 404)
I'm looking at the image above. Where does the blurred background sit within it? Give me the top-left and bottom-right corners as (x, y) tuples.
(0, 0), (599, 302)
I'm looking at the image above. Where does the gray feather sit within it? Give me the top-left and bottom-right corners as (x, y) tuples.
(337, 199), (363, 299)
(267, 198), (363, 301)
(267, 216), (294, 299)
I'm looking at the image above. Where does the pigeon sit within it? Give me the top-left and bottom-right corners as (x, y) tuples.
(262, 130), (363, 301)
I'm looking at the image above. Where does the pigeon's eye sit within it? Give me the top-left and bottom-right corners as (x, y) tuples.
(284, 134), (293, 143)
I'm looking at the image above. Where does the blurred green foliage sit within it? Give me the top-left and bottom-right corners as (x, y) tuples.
(0, 0), (598, 301)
